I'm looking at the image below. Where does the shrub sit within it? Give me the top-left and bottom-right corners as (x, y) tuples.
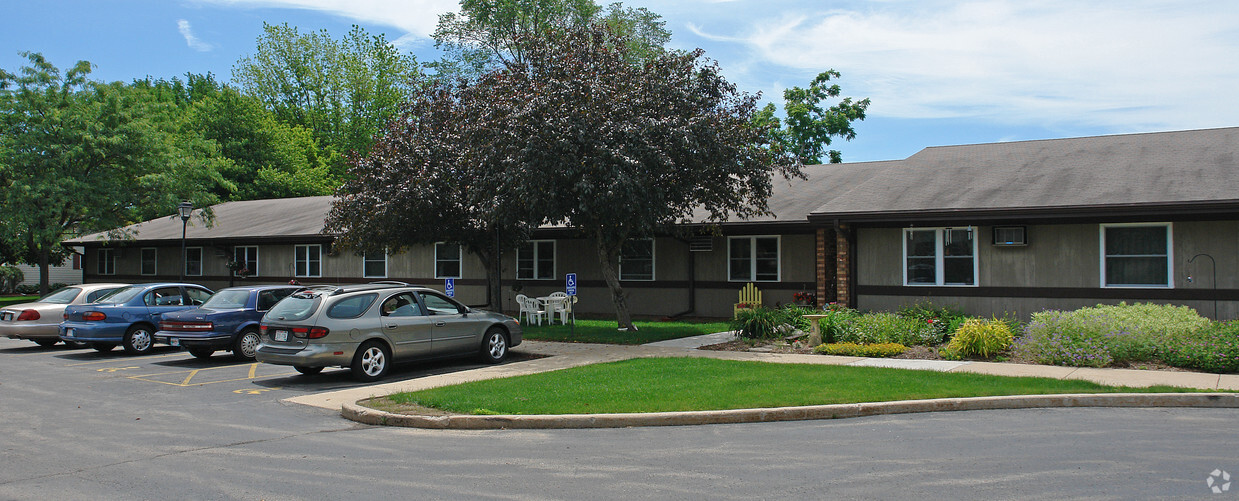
(1014, 302), (1211, 367)
(897, 300), (968, 342)
(732, 307), (784, 340)
(941, 318), (1013, 359)
(814, 342), (907, 358)
(14, 284), (39, 295)
(816, 307), (860, 344)
(836, 312), (941, 346)
(1160, 321), (1239, 373)
(0, 266), (23, 294)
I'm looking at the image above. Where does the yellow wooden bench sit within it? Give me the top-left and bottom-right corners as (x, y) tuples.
(733, 282), (763, 317)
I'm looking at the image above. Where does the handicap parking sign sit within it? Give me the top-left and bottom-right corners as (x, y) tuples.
(565, 273), (577, 296)
(445, 278), (455, 297)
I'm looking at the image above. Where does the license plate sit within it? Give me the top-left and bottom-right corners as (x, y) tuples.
(1, 312), (11, 321)
(65, 328), (74, 338)
(274, 330), (289, 342)
(170, 338), (180, 347)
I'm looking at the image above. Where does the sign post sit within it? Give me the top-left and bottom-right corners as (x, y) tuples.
(444, 278), (455, 298)
(565, 273), (577, 333)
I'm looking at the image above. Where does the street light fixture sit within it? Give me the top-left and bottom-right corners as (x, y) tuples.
(178, 201), (193, 282)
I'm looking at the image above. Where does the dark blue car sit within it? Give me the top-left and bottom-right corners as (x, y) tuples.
(155, 285), (302, 360)
(61, 283), (215, 354)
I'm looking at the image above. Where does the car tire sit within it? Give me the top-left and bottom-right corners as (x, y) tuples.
(122, 325), (155, 355)
(294, 365), (323, 376)
(92, 343), (116, 353)
(232, 328), (261, 360)
(188, 347), (214, 359)
(34, 339), (58, 347)
(479, 327), (508, 364)
(350, 340), (391, 382)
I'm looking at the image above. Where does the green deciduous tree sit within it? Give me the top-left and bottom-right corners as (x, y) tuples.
(431, 0), (669, 80)
(756, 69), (870, 165)
(232, 24), (423, 165)
(0, 53), (227, 294)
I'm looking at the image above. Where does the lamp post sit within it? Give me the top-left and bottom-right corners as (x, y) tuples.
(178, 201), (193, 282)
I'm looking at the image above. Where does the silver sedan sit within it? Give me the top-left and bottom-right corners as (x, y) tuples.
(0, 283), (128, 347)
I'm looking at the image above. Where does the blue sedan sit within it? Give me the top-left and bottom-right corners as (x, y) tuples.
(61, 283), (214, 354)
(155, 285), (302, 360)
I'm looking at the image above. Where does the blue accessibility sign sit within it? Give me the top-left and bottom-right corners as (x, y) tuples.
(444, 278), (455, 297)
(565, 273), (577, 296)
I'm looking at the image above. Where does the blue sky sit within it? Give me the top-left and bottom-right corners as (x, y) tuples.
(4, 0), (1238, 162)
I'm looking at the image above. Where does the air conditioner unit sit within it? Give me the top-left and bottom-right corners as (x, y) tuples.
(993, 226), (1028, 246)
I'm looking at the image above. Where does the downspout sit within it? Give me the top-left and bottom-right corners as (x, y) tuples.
(667, 237), (697, 319)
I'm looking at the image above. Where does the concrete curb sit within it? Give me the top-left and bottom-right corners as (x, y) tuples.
(341, 393), (1239, 429)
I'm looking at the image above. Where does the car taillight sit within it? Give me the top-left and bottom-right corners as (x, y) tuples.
(82, 311), (106, 321)
(259, 324), (268, 334)
(292, 326), (330, 339)
(16, 309), (40, 321)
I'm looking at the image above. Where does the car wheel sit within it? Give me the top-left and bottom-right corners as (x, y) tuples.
(232, 329), (261, 360)
(92, 343), (116, 353)
(479, 327), (508, 364)
(34, 339), (58, 348)
(350, 340), (391, 382)
(294, 365), (323, 376)
(188, 347), (214, 359)
(122, 325), (155, 354)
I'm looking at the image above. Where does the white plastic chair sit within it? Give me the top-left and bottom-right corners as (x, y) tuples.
(516, 294), (545, 326)
(545, 292), (569, 324)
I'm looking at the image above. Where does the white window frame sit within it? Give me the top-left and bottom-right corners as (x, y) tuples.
(234, 246), (259, 277)
(97, 248), (116, 275)
(1099, 223), (1173, 288)
(434, 242), (462, 279)
(294, 244), (322, 278)
(140, 247), (158, 276)
(901, 228), (980, 287)
(516, 240), (556, 280)
(618, 238), (655, 281)
(363, 250), (387, 279)
(184, 247), (203, 277)
(727, 236), (781, 282)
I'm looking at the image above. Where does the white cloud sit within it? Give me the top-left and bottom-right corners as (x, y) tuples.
(192, 0), (459, 38)
(177, 19), (215, 52)
(697, 0), (1239, 130)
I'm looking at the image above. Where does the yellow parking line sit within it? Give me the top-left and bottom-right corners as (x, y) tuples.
(248, 363), (258, 379)
(126, 371), (298, 387)
(180, 369), (202, 385)
(130, 363), (250, 379)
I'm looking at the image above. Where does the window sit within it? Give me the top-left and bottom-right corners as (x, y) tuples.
(327, 293), (377, 319)
(903, 228), (977, 286)
(140, 248), (157, 276)
(419, 291), (465, 315)
(1101, 224), (1171, 287)
(380, 292), (421, 317)
(97, 249), (116, 275)
(728, 236), (780, 282)
(233, 246), (259, 277)
(295, 244), (322, 278)
(619, 239), (654, 281)
(363, 251), (387, 278)
(145, 287), (184, 306)
(435, 243), (462, 279)
(517, 240), (555, 280)
(185, 247), (203, 277)
(257, 288), (298, 310)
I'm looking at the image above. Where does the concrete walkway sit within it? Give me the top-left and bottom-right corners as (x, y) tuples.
(286, 335), (1239, 416)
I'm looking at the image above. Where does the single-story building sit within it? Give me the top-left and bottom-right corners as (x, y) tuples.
(63, 126), (1239, 320)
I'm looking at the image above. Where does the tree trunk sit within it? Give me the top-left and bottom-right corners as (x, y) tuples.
(595, 235), (636, 331)
(38, 245), (50, 296)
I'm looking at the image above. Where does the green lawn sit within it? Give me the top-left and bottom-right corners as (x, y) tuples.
(0, 296), (38, 308)
(519, 319), (732, 345)
(378, 357), (1207, 415)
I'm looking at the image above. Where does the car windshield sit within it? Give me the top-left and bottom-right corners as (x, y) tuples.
(95, 286), (144, 304)
(38, 287), (82, 304)
(202, 290), (250, 309)
(265, 292), (321, 322)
